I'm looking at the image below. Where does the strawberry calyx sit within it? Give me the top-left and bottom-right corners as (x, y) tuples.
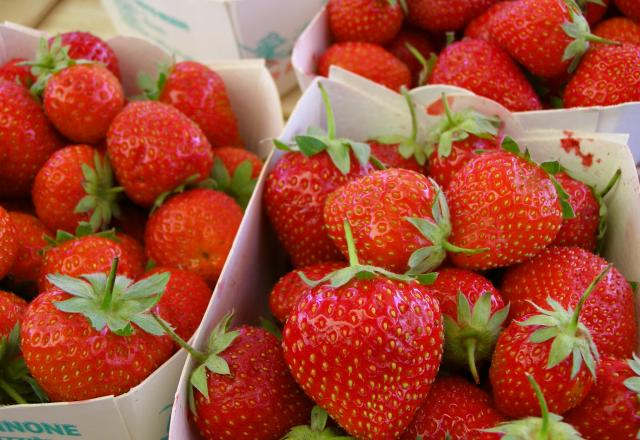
(43, 221), (117, 249)
(594, 168), (621, 253)
(284, 406), (355, 439)
(48, 256), (170, 337)
(405, 43), (437, 87)
(151, 174), (201, 213)
(519, 264), (611, 380)
(137, 62), (171, 101)
(444, 292), (510, 384)
(375, 87), (429, 165)
(74, 152), (123, 232)
(485, 374), (582, 439)
(0, 324), (48, 405)
(197, 158), (258, 210)
(426, 94), (500, 160)
(623, 353), (640, 397)
(300, 220), (438, 288)
(405, 183), (488, 274)
(387, 0), (408, 14)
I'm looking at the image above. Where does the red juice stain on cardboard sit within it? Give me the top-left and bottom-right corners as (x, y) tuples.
(561, 131), (596, 167)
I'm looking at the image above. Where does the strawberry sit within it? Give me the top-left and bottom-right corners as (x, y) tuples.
(564, 355), (640, 439)
(317, 42), (411, 91)
(489, 0), (616, 78)
(578, 0), (610, 25)
(464, 2), (511, 40)
(0, 78), (62, 198)
(407, 0), (501, 32)
(212, 147), (263, 179)
(430, 39), (543, 112)
(112, 200), (147, 244)
(0, 291), (27, 339)
(564, 43), (640, 107)
(140, 61), (241, 148)
(155, 314), (313, 440)
(283, 223), (443, 439)
(616, 0), (640, 21)
(6, 212), (50, 289)
(202, 151), (261, 210)
(144, 189), (243, 286)
(49, 31), (121, 79)
(269, 261), (345, 323)
(22, 258), (174, 401)
(594, 16), (640, 46)
(445, 149), (566, 270)
(500, 246), (636, 358)
(401, 375), (506, 439)
(115, 232), (146, 271)
(107, 101), (213, 207)
(33, 145), (122, 234)
(0, 206), (18, 280)
(328, 0), (404, 44)
(430, 268), (508, 383)
(489, 265), (609, 417)
(283, 406), (352, 438)
(265, 82), (373, 267)
(386, 27), (436, 87)
(0, 58), (35, 88)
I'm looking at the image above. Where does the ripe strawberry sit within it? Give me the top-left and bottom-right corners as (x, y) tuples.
(283, 225), (443, 439)
(112, 200), (147, 244)
(564, 43), (640, 107)
(33, 145), (121, 234)
(564, 355), (640, 439)
(616, 0), (640, 21)
(115, 232), (146, 271)
(445, 150), (564, 270)
(212, 147), (263, 179)
(0, 78), (62, 198)
(141, 61), (241, 148)
(0, 291), (27, 339)
(578, 0), (610, 25)
(107, 101), (213, 207)
(317, 42), (411, 91)
(145, 189), (243, 286)
(490, 265), (609, 417)
(6, 212), (50, 288)
(594, 16), (640, 46)
(0, 206), (18, 280)
(50, 31), (121, 79)
(203, 149), (262, 210)
(386, 27), (436, 87)
(407, 0), (501, 32)
(328, 0), (404, 44)
(22, 259), (174, 401)
(430, 39), (543, 112)
(489, 0), (614, 78)
(269, 261), (344, 323)
(464, 2), (511, 40)
(145, 267), (211, 341)
(0, 58), (35, 88)
(430, 268), (508, 383)
(401, 375), (506, 439)
(501, 246), (636, 358)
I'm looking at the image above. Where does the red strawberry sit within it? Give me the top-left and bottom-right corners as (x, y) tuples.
(0, 291), (27, 339)
(269, 261), (344, 323)
(0, 206), (18, 279)
(501, 246), (636, 358)
(386, 27), (436, 87)
(490, 265), (609, 417)
(206, 148), (263, 209)
(317, 42), (411, 91)
(0, 58), (35, 88)
(445, 150), (564, 270)
(33, 145), (121, 234)
(430, 268), (508, 383)
(328, 0), (404, 44)
(115, 232), (146, 271)
(0, 78), (62, 198)
(430, 39), (543, 112)
(212, 147), (263, 179)
(147, 267), (211, 341)
(564, 43), (640, 107)
(144, 189), (243, 286)
(407, 0), (501, 32)
(6, 212), (50, 288)
(107, 101), (213, 207)
(464, 2), (511, 40)
(22, 259), (174, 401)
(401, 375), (506, 439)
(50, 31), (121, 79)
(594, 16), (640, 46)
(616, 0), (640, 21)
(141, 61), (241, 148)
(112, 200), (147, 244)
(578, 0), (610, 25)
(489, 0), (614, 78)
(564, 355), (640, 439)
(283, 226), (443, 439)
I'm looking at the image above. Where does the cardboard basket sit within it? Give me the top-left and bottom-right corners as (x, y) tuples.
(291, 4), (640, 164)
(0, 22), (283, 440)
(169, 74), (640, 438)
(100, 0), (325, 95)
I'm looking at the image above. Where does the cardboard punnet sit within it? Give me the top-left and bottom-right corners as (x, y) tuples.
(0, 22), (283, 440)
(100, 0), (325, 95)
(169, 75), (640, 438)
(292, 4), (640, 163)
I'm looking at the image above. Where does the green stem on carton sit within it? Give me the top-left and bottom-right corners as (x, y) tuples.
(0, 377), (27, 405)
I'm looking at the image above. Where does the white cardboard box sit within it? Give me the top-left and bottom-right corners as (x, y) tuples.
(101, 0), (326, 95)
(169, 75), (640, 438)
(0, 22), (283, 440)
(292, 4), (640, 164)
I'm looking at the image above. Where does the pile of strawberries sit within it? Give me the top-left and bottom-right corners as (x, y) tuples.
(179, 84), (639, 440)
(317, 0), (640, 111)
(0, 31), (262, 404)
